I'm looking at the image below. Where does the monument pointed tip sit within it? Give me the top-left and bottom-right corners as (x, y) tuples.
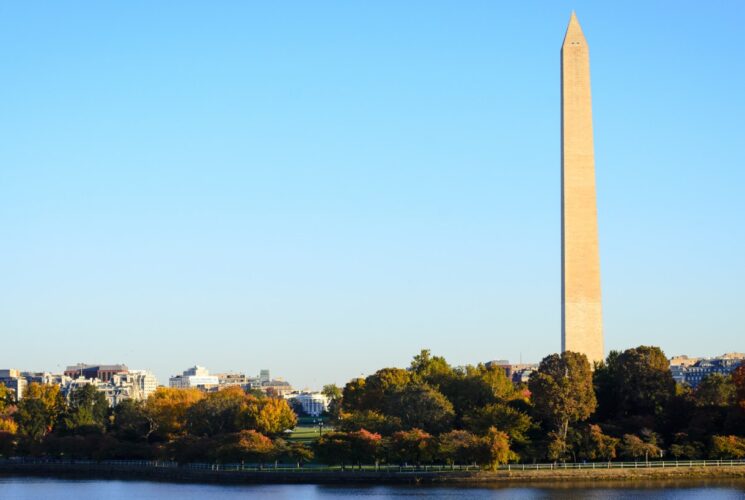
(568, 11), (581, 29)
(563, 11), (586, 46)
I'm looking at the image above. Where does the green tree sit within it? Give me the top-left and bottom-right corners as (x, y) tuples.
(441, 364), (516, 419)
(669, 432), (703, 459)
(592, 350), (620, 422)
(437, 430), (480, 465)
(359, 368), (412, 411)
(169, 435), (214, 464)
(731, 363), (745, 412)
(59, 384), (109, 434)
(275, 439), (314, 466)
(314, 431), (353, 468)
(568, 424), (618, 462)
(409, 349), (455, 388)
(695, 373), (735, 407)
(0, 430), (15, 457)
(341, 378), (367, 412)
(337, 409), (399, 434)
(385, 385), (454, 434)
(112, 399), (155, 441)
(463, 402), (532, 445)
(322, 384), (343, 420)
(14, 383), (64, 443)
(186, 387), (246, 437)
(529, 352), (596, 455)
(619, 433), (661, 461)
(322, 384), (342, 400)
(595, 346), (675, 422)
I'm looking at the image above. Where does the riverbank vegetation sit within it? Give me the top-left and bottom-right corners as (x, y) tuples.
(1, 347), (745, 468)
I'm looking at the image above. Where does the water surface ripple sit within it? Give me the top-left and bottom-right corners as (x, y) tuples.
(1, 478), (745, 499)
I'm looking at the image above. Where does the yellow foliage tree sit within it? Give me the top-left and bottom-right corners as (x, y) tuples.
(479, 427), (516, 470)
(0, 418), (18, 434)
(145, 387), (204, 440)
(240, 397), (297, 436)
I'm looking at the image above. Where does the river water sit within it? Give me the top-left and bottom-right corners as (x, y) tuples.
(1, 478), (745, 499)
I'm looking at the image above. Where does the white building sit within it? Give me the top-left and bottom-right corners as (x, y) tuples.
(22, 372), (70, 386)
(129, 370), (158, 399)
(289, 392), (329, 417)
(0, 369), (27, 401)
(169, 365), (219, 389)
(58, 370), (159, 406)
(116, 370), (158, 400)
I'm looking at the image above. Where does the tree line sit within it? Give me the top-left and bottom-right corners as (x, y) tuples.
(320, 347), (745, 465)
(1, 346), (745, 467)
(0, 385), (304, 464)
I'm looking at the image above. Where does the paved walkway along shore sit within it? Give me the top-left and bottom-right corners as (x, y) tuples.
(2, 459), (745, 485)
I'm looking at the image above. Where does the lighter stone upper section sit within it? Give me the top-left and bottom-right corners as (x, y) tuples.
(561, 12), (604, 366)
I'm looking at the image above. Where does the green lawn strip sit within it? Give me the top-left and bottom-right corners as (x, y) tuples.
(286, 424), (326, 443)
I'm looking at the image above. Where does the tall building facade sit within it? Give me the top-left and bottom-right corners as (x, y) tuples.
(670, 353), (745, 388)
(169, 365), (219, 389)
(561, 13), (604, 365)
(64, 363), (128, 382)
(0, 369), (27, 401)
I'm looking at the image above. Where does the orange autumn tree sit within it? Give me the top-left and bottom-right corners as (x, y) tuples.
(215, 429), (275, 464)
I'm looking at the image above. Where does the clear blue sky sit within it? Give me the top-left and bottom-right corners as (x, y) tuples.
(1, 1), (743, 389)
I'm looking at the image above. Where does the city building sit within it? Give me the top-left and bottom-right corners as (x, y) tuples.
(169, 367), (290, 394)
(512, 368), (535, 384)
(261, 378), (293, 397)
(561, 13), (604, 365)
(60, 370), (158, 407)
(0, 369), (27, 401)
(485, 361), (538, 384)
(127, 370), (159, 399)
(215, 372), (250, 387)
(669, 355), (701, 369)
(64, 363), (128, 382)
(22, 372), (70, 386)
(214, 372), (264, 392)
(670, 353), (745, 387)
(60, 377), (95, 401)
(169, 365), (219, 389)
(59, 370), (158, 406)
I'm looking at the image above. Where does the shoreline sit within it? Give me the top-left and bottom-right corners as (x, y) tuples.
(2, 463), (745, 486)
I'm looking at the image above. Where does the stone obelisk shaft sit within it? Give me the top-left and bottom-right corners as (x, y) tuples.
(561, 13), (604, 365)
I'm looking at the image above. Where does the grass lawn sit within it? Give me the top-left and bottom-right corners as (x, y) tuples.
(286, 424), (324, 443)
(285, 418), (333, 443)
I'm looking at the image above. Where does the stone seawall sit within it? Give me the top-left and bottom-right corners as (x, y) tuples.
(2, 462), (745, 485)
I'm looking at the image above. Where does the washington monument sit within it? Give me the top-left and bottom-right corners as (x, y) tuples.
(561, 13), (604, 365)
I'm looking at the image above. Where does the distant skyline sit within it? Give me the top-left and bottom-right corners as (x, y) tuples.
(1, 2), (743, 388)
